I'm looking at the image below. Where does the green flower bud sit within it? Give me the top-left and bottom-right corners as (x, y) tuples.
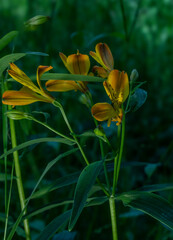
(130, 69), (139, 82)
(94, 125), (106, 137)
(5, 110), (32, 120)
(25, 15), (50, 31)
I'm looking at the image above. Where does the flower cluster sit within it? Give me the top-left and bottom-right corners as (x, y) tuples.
(2, 43), (129, 127)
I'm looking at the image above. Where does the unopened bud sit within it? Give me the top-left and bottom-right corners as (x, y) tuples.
(25, 15), (50, 31)
(94, 125), (106, 137)
(5, 110), (32, 120)
(130, 69), (139, 82)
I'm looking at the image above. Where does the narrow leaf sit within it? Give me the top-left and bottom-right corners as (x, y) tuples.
(7, 148), (78, 240)
(36, 210), (71, 240)
(41, 73), (104, 82)
(117, 191), (173, 230)
(0, 137), (74, 160)
(52, 231), (77, 240)
(69, 161), (103, 231)
(0, 53), (26, 76)
(25, 51), (49, 56)
(0, 31), (18, 51)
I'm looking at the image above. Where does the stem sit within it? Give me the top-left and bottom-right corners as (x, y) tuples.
(109, 196), (118, 240)
(53, 101), (89, 166)
(31, 117), (75, 143)
(112, 125), (121, 196)
(115, 112), (125, 185)
(9, 115), (31, 240)
(119, 0), (128, 42)
(53, 101), (110, 197)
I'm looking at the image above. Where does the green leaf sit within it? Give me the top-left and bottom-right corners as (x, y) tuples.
(0, 53), (26, 76)
(25, 51), (49, 56)
(0, 137), (74, 160)
(25, 196), (107, 219)
(0, 31), (18, 51)
(7, 148), (78, 240)
(117, 191), (173, 230)
(41, 73), (104, 82)
(129, 88), (147, 112)
(31, 171), (80, 199)
(137, 183), (173, 192)
(73, 130), (107, 142)
(68, 161), (103, 231)
(36, 210), (72, 240)
(52, 231), (77, 240)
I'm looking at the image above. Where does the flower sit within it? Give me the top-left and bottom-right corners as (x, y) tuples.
(91, 70), (129, 126)
(90, 43), (114, 77)
(2, 63), (54, 106)
(46, 50), (90, 93)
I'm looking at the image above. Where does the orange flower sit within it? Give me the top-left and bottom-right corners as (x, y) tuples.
(46, 50), (90, 93)
(90, 43), (114, 77)
(91, 70), (129, 126)
(2, 63), (54, 106)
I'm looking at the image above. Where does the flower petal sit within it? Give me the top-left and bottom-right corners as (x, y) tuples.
(66, 53), (90, 75)
(90, 43), (114, 71)
(8, 63), (41, 94)
(2, 87), (52, 106)
(95, 43), (114, 70)
(59, 52), (68, 68)
(36, 65), (53, 91)
(92, 66), (109, 78)
(46, 80), (80, 92)
(104, 70), (129, 104)
(91, 102), (116, 126)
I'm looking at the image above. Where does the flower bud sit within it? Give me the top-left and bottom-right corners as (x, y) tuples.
(130, 69), (139, 83)
(94, 125), (106, 137)
(25, 15), (50, 31)
(5, 110), (32, 120)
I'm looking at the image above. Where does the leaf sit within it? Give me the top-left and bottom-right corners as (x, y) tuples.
(36, 210), (72, 240)
(41, 73), (104, 82)
(25, 51), (49, 56)
(116, 191), (173, 230)
(25, 196), (107, 219)
(73, 130), (107, 142)
(129, 88), (147, 112)
(31, 171), (80, 199)
(0, 137), (74, 160)
(0, 31), (18, 51)
(0, 53), (26, 76)
(68, 161), (103, 231)
(52, 231), (77, 240)
(7, 148), (78, 240)
(137, 183), (173, 193)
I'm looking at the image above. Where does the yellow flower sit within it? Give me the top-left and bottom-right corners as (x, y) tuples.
(2, 63), (54, 106)
(91, 70), (129, 127)
(46, 50), (90, 93)
(90, 43), (114, 77)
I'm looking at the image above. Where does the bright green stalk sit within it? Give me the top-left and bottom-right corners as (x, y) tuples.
(9, 113), (31, 240)
(109, 196), (118, 240)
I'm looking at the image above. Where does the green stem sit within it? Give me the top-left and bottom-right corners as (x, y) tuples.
(119, 0), (128, 41)
(115, 112), (125, 185)
(109, 196), (118, 240)
(112, 125), (121, 196)
(9, 114), (31, 240)
(53, 100), (89, 166)
(53, 101), (110, 197)
(31, 117), (75, 143)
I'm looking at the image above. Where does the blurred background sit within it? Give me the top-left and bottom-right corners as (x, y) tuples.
(1, 0), (173, 239)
